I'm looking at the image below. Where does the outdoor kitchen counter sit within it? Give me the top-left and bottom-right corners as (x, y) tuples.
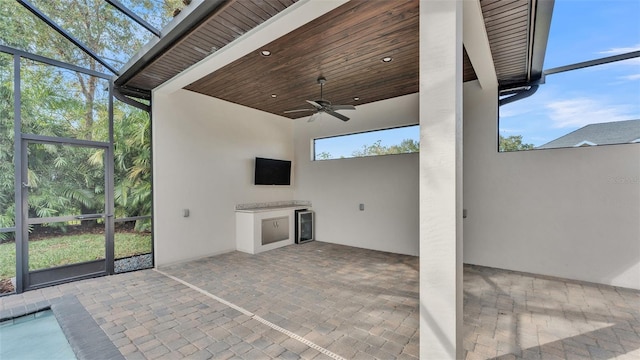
(234, 201), (311, 213)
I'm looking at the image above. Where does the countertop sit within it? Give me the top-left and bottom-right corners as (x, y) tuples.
(235, 205), (310, 213)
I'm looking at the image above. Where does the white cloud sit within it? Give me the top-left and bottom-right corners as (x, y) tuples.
(599, 44), (640, 55)
(499, 98), (546, 118)
(620, 73), (640, 81)
(498, 108), (522, 118)
(546, 98), (634, 128)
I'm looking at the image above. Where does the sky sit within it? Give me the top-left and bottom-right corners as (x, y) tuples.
(499, 0), (640, 147)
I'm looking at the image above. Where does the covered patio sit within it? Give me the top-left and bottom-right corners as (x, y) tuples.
(1, 1), (639, 358)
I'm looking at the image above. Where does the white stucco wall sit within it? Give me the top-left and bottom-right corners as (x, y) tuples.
(152, 89), (294, 266)
(150, 80), (639, 289)
(463, 80), (640, 290)
(293, 94), (419, 256)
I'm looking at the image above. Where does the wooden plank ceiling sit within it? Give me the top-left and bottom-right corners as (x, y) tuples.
(119, 0), (534, 119)
(185, 0), (427, 119)
(124, 0), (299, 91)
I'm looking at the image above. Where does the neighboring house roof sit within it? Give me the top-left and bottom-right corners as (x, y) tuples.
(537, 119), (640, 149)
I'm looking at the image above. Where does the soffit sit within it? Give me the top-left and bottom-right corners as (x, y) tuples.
(117, 0), (540, 114)
(480, 0), (533, 87)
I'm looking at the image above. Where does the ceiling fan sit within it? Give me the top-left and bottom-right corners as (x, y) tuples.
(284, 76), (356, 122)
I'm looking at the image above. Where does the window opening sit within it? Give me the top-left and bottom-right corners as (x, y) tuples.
(498, 0), (640, 152)
(314, 125), (419, 160)
(500, 58), (640, 150)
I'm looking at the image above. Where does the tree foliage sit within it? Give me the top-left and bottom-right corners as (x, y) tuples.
(316, 151), (333, 160)
(0, 0), (182, 238)
(317, 138), (420, 160)
(499, 135), (535, 152)
(352, 139), (420, 157)
(0, 53), (15, 231)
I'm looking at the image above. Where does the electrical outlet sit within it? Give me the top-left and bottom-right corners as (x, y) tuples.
(183, 209), (190, 217)
(359, 203), (365, 211)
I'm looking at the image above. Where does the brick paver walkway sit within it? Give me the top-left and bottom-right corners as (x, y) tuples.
(464, 265), (640, 359)
(1, 241), (639, 359)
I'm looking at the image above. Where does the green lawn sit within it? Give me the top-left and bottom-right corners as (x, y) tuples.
(0, 232), (151, 279)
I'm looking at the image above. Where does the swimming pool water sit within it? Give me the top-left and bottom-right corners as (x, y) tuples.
(0, 309), (76, 359)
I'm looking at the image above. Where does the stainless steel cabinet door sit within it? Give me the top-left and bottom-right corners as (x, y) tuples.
(261, 216), (289, 245)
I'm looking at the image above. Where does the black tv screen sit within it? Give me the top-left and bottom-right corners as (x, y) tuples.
(254, 157), (291, 185)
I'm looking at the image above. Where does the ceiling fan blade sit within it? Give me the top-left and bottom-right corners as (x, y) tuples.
(284, 108), (316, 113)
(326, 109), (350, 122)
(306, 100), (323, 109)
(331, 104), (356, 110)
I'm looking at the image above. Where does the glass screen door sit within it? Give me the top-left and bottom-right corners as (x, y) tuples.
(23, 140), (113, 289)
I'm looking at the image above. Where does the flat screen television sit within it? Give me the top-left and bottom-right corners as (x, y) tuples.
(254, 157), (291, 185)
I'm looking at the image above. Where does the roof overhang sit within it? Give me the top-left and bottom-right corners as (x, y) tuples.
(114, 0), (555, 113)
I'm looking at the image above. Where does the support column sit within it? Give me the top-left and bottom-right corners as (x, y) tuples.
(13, 54), (25, 294)
(419, 0), (463, 359)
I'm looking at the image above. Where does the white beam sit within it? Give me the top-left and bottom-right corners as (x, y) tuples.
(419, 0), (464, 358)
(463, 0), (498, 89)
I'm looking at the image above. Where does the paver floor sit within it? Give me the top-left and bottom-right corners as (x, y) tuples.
(1, 241), (639, 359)
(463, 265), (640, 359)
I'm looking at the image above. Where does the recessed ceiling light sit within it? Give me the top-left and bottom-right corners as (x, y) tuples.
(353, 97), (360, 101)
(381, 56), (393, 63)
(193, 46), (209, 55)
(260, 50), (272, 57)
(271, 94), (277, 98)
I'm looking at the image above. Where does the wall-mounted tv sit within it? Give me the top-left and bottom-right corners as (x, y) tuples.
(254, 157), (291, 185)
